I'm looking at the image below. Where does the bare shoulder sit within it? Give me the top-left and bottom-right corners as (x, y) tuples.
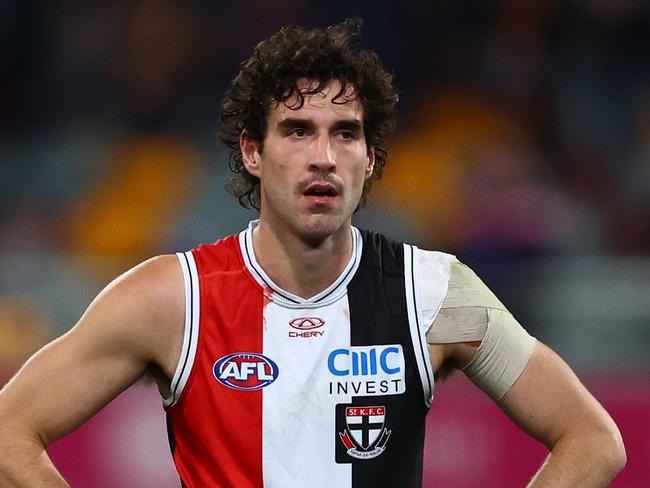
(98, 254), (183, 316)
(79, 254), (185, 373)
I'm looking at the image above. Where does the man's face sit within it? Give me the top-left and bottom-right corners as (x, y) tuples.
(242, 79), (374, 243)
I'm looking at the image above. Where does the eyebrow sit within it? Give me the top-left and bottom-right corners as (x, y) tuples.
(332, 119), (363, 133)
(277, 118), (316, 132)
(276, 118), (363, 133)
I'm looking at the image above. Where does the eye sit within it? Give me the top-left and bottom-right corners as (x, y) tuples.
(290, 128), (308, 138)
(340, 131), (353, 139)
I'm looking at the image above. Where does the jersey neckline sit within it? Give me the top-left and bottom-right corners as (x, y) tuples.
(238, 220), (363, 309)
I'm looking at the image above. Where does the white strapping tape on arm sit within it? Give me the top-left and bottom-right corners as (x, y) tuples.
(462, 309), (536, 402)
(427, 261), (536, 402)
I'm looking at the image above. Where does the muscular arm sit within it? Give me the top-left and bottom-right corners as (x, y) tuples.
(427, 261), (625, 487)
(0, 255), (184, 487)
(501, 342), (626, 487)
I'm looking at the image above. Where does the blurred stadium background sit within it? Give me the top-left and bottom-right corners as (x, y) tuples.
(1, 1), (648, 486)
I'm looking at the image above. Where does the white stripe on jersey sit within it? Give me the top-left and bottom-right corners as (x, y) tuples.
(403, 244), (436, 408)
(163, 251), (200, 408)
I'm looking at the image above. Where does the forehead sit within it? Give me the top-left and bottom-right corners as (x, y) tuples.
(268, 79), (363, 123)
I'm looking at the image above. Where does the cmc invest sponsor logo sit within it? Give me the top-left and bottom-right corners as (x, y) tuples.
(288, 317), (325, 338)
(327, 344), (405, 397)
(213, 352), (279, 391)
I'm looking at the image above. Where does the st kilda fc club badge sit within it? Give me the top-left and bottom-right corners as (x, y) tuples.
(335, 404), (391, 461)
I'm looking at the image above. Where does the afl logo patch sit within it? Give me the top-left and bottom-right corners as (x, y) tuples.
(289, 317), (325, 330)
(213, 353), (279, 391)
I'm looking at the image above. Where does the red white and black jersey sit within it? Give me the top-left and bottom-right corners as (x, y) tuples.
(164, 221), (454, 488)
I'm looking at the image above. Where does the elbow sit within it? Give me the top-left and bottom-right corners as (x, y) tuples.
(608, 428), (627, 475)
(594, 422), (627, 479)
(557, 418), (627, 482)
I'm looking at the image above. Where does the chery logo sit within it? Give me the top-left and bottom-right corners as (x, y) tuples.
(288, 317), (325, 338)
(289, 317), (325, 330)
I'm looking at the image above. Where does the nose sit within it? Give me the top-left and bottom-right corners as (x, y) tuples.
(310, 133), (336, 171)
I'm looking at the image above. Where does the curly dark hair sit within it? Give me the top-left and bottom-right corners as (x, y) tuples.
(217, 18), (398, 210)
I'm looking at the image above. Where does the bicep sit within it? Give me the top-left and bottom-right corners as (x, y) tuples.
(499, 341), (615, 448)
(0, 255), (182, 446)
(1, 325), (147, 445)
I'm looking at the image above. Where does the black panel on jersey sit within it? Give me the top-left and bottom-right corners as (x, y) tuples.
(166, 415), (189, 488)
(166, 412), (176, 456)
(345, 230), (428, 488)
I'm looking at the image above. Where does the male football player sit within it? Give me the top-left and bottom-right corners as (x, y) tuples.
(0, 18), (625, 487)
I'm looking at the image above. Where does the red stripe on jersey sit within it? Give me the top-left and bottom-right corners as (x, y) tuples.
(167, 235), (265, 487)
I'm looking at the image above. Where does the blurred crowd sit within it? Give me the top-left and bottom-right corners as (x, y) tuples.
(1, 1), (649, 377)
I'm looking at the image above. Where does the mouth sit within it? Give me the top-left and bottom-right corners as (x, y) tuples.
(303, 183), (339, 202)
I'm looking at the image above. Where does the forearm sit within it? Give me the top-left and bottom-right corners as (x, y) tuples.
(527, 431), (626, 488)
(0, 432), (69, 488)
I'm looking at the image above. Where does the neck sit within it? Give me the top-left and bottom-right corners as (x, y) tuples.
(251, 219), (353, 299)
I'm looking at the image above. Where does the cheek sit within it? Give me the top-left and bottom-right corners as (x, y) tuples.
(260, 158), (297, 198)
(258, 150), (284, 179)
(266, 162), (293, 186)
(347, 166), (369, 201)
(354, 157), (372, 182)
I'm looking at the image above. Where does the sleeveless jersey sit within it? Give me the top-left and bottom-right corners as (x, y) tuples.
(164, 222), (453, 488)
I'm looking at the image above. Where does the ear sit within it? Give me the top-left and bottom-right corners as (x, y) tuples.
(240, 130), (262, 178)
(365, 146), (376, 179)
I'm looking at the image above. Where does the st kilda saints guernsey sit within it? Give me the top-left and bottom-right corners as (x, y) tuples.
(164, 220), (454, 487)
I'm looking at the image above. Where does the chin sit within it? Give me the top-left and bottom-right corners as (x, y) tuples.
(298, 215), (347, 244)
